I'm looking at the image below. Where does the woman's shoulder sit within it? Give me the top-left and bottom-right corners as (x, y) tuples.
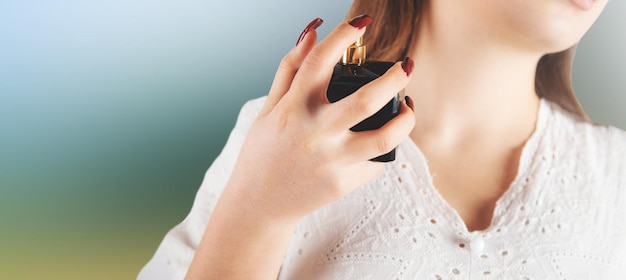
(236, 96), (267, 125)
(223, 96), (267, 141)
(545, 99), (626, 158)
(543, 99), (626, 191)
(240, 96), (266, 114)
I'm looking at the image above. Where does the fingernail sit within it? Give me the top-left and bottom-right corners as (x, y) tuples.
(296, 18), (323, 46)
(405, 96), (415, 111)
(401, 57), (414, 76)
(348, 15), (372, 29)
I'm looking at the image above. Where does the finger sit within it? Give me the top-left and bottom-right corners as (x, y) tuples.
(343, 102), (415, 163)
(259, 18), (323, 116)
(326, 58), (413, 131)
(289, 15), (372, 103)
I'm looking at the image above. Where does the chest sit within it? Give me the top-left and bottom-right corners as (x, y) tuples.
(425, 150), (522, 232)
(411, 126), (532, 231)
(279, 144), (626, 279)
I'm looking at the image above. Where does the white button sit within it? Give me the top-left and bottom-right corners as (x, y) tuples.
(470, 237), (485, 256)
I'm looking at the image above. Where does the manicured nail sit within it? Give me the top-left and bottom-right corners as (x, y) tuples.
(348, 15), (372, 29)
(401, 57), (414, 76)
(296, 18), (323, 46)
(405, 96), (415, 111)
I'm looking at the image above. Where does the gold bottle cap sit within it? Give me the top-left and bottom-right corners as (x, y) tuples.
(342, 36), (366, 66)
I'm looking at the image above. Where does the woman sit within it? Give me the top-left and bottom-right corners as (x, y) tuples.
(140, 0), (625, 279)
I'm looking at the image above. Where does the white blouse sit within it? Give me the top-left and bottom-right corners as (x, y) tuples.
(138, 97), (626, 280)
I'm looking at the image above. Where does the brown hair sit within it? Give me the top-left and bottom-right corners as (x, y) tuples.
(347, 0), (587, 118)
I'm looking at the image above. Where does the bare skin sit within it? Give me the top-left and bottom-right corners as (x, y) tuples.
(186, 0), (608, 278)
(404, 0), (606, 231)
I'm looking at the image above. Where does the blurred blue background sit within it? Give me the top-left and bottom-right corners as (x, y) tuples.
(0, 1), (623, 279)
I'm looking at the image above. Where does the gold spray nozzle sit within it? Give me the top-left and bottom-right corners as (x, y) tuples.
(342, 36), (366, 66)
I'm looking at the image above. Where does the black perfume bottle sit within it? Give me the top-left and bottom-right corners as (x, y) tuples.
(327, 37), (400, 162)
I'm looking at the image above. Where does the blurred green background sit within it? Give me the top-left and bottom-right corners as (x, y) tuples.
(0, 1), (624, 279)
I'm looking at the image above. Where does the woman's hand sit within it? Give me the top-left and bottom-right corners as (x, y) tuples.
(186, 15), (415, 279)
(230, 15), (415, 221)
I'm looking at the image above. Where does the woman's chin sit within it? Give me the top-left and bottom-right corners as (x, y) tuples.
(569, 0), (595, 11)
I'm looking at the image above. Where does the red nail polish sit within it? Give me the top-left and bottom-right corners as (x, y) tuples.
(401, 57), (414, 76)
(296, 18), (323, 46)
(405, 96), (415, 111)
(348, 15), (372, 29)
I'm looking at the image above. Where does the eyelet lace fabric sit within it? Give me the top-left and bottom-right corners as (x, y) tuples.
(139, 97), (626, 280)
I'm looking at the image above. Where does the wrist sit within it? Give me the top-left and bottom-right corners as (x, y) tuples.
(220, 178), (302, 227)
(188, 184), (300, 279)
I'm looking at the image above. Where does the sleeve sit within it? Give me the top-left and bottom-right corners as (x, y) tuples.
(137, 97), (266, 280)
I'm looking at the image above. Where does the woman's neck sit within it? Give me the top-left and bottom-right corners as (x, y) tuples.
(405, 11), (543, 149)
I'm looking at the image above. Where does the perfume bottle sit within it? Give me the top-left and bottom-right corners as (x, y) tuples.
(327, 36), (400, 162)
